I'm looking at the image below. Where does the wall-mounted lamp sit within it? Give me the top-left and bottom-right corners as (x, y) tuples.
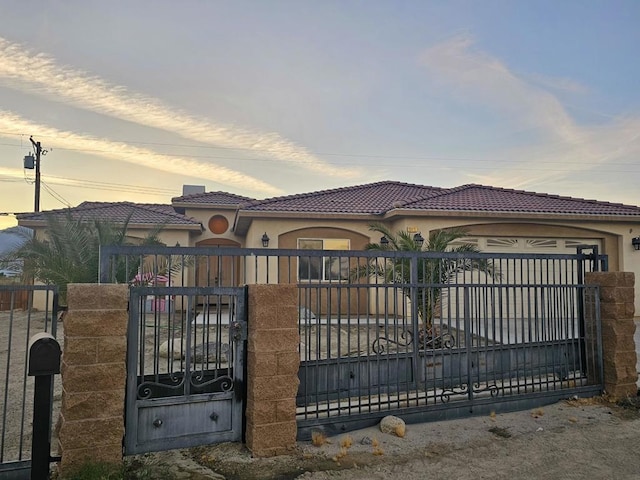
(632, 236), (640, 251)
(261, 232), (270, 248)
(380, 235), (389, 248)
(413, 232), (424, 248)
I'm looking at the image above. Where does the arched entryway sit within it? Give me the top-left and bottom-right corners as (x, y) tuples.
(195, 238), (242, 297)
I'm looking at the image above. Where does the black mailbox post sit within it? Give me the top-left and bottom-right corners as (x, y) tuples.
(28, 332), (61, 480)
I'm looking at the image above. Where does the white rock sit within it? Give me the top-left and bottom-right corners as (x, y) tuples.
(159, 338), (185, 359)
(379, 415), (406, 437)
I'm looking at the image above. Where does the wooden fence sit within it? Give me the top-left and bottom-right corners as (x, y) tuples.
(0, 289), (29, 310)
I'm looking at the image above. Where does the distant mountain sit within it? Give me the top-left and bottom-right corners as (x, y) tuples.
(0, 226), (32, 257)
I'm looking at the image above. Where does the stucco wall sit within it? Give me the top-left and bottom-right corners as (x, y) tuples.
(242, 216), (640, 312)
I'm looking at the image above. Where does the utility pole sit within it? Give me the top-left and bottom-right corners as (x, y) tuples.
(25, 136), (47, 213)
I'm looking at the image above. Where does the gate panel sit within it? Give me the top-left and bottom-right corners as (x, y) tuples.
(125, 286), (246, 455)
(296, 279), (603, 439)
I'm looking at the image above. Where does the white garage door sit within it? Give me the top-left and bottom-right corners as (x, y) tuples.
(474, 237), (601, 255)
(441, 237), (601, 343)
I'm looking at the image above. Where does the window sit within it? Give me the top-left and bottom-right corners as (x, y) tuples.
(298, 238), (350, 281)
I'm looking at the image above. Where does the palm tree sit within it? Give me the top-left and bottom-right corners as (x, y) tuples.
(4, 212), (163, 306)
(360, 223), (496, 336)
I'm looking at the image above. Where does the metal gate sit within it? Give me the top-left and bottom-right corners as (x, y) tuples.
(0, 286), (58, 480)
(296, 250), (605, 438)
(125, 286), (247, 455)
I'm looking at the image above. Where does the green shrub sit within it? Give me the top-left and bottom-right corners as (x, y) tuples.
(58, 462), (124, 480)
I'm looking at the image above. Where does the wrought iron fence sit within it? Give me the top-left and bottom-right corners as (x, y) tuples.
(0, 285), (58, 478)
(99, 245), (606, 434)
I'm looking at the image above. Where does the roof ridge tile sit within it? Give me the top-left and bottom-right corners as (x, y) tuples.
(242, 180), (441, 209)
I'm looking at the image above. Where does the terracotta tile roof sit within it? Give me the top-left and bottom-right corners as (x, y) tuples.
(172, 191), (254, 206)
(242, 181), (445, 214)
(238, 181), (640, 217)
(403, 184), (640, 216)
(16, 202), (202, 227)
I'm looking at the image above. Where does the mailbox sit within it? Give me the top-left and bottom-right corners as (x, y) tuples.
(28, 332), (61, 377)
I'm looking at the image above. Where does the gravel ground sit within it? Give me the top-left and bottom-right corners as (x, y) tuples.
(128, 396), (640, 480)
(3, 313), (638, 479)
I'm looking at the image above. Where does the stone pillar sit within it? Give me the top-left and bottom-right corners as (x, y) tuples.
(245, 284), (300, 457)
(585, 272), (637, 398)
(58, 284), (128, 473)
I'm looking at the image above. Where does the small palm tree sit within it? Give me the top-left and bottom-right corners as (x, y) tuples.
(5, 212), (163, 306)
(360, 223), (495, 332)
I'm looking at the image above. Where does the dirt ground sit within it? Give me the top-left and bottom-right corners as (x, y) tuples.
(126, 395), (640, 480)
(3, 312), (639, 479)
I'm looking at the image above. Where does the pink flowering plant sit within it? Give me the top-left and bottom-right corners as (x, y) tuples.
(130, 271), (169, 287)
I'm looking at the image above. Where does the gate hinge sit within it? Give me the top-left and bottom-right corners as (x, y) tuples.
(230, 321), (247, 342)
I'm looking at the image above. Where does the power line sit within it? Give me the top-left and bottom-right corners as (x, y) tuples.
(42, 174), (178, 195)
(0, 174), (180, 197)
(0, 132), (640, 173)
(0, 131), (638, 170)
(41, 181), (72, 207)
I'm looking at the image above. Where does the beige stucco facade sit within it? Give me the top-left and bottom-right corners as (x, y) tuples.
(16, 193), (640, 313)
(212, 209), (639, 312)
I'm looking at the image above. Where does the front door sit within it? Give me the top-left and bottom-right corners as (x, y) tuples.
(195, 240), (241, 306)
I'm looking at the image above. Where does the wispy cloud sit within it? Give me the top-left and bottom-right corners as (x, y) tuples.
(528, 73), (590, 95)
(0, 110), (284, 196)
(0, 37), (359, 178)
(0, 166), (27, 182)
(418, 34), (640, 192)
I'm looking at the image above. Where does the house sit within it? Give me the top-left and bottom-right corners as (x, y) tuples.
(16, 201), (203, 246)
(15, 181), (640, 311)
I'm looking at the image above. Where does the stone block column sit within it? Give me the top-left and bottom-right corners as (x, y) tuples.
(585, 272), (637, 398)
(58, 284), (129, 473)
(245, 284), (300, 457)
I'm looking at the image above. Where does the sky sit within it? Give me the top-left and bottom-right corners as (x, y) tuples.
(1, 1), (639, 229)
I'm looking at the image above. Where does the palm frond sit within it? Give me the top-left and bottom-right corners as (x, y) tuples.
(355, 224), (497, 327)
(12, 212), (166, 304)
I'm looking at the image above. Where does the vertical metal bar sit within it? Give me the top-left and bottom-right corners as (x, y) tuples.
(0, 297), (14, 462)
(576, 248), (588, 375)
(184, 294), (193, 397)
(409, 254), (419, 408)
(464, 287), (473, 402)
(125, 289), (140, 454)
(18, 306), (32, 459)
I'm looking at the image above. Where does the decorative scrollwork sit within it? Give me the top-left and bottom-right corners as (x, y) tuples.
(137, 376), (185, 400)
(372, 329), (413, 354)
(441, 384), (469, 403)
(418, 326), (456, 349)
(373, 325), (456, 354)
(473, 383), (499, 397)
(190, 372), (234, 391)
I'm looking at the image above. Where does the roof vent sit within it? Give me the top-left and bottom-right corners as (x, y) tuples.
(182, 185), (206, 196)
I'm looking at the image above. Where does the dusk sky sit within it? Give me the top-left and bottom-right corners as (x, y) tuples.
(1, 1), (639, 229)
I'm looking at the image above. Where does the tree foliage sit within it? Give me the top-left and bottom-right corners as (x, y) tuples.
(5, 212), (163, 305)
(360, 223), (496, 327)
